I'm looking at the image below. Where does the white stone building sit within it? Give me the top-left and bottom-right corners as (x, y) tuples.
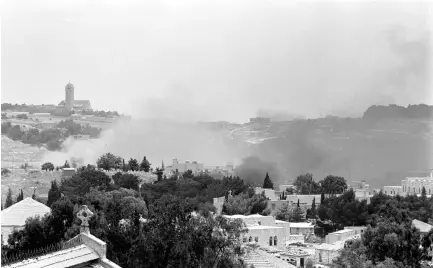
(383, 185), (403, 196)
(1, 198), (51, 245)
(401, 170), (433, 196)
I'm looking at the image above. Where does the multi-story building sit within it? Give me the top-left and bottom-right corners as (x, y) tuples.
(401, 170), (433, 196)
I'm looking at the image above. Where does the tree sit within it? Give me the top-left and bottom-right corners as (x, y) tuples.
(363, 220), (423, 266)
(292, 207), (304, 222)
(275, 203), (292, 222)
(5, 188), (14, 208)
(47, 180), (61, 207)
(319, 175), (347, 194)
(41, 162), (55, 171)
(139, 156), (151, 172)
(297, 199), (300, 208)
(309, 197), (316, 218)
(16, 189), (24, 202)
(122, 159), (129, 171)
(128, 158), (140, 171)
(320, 192), (325, 204)
(262, 172), (274, 189)
(305, 258), (314, 268)
(113, 173), (140, 191)
(96, 153), (123, 170)
(294, 173), (321, 194)
(127, 195), (246, 268)
(421, 186), (427, 199)
(32, 188), (37, 199)
(1, 168), (11, 176)
(421, 228), (433, 260)
(61, 166), (112, 197)
(153, 167), (164, 181)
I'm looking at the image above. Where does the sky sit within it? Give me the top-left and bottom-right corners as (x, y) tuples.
(1, 0), (432, 123)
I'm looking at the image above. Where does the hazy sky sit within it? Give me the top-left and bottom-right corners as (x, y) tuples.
(1, 0), (432, 123)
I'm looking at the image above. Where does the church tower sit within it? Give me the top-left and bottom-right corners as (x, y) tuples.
(65, 82), (74, 111)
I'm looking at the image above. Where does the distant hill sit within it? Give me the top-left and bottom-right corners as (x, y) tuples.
(201, 104), (433, 189)
(363, 104), (433, 120)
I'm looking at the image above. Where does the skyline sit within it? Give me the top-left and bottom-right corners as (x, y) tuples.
(1, 0), (432, 123)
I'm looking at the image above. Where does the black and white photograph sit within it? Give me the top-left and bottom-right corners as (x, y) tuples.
(0, 0), (432, 267)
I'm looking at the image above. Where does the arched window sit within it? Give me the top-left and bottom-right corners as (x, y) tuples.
(249, 236), (252, 242)
(269, 236), (273, 246)
(274, 236), (277, 246)
(255, 237), (259, 242)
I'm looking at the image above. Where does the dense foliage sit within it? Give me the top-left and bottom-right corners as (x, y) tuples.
(1, 119), (101, 151)
(293, 173), (347, 194)
(4, 156), (253, 268)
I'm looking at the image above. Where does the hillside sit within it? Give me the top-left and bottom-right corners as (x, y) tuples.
(201, 105), (433, 189)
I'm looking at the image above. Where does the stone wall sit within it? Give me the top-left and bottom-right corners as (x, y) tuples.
(314, 248), (341, 264)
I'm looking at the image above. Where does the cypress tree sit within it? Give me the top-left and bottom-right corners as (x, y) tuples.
(311, 197), (316, 216)
(321, 192), (325, 204)
(297, 199), (300, 208)
(263, 172), (274, 189)
(421, 186), (427, 199)
(32, 188), (37, 199)
(47, 180), (61, 207)
(5, 188), (13, 208)
(16, 189), (24, 202)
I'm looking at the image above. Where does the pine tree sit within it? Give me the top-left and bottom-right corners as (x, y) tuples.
(47, 180), (61, 207)
(263, 172), (274, 189)
(5, 188), (13, 208)
(320, 192), (325, 204)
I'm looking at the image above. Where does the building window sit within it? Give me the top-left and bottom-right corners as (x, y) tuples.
(429, 189), (431, 194)
(274, 236), (277, 246)
(243, 237), (247, 243)
(258, 221), (261, 225)
(255, 237), (259, 242)
(269, 237), (273, 246)
(319, 253), (322, 262)
(272, 204), (276, 210)
(249, 236), (252, 242)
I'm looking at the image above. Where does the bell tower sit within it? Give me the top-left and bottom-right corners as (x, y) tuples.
(65, 82), (74, 111)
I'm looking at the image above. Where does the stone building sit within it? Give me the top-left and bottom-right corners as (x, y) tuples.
(401, 170), (433, 196)
(1, 198), (51, 245)
(53, 82), (92, 116)
(223, 214), (286, 250)
(383, 185), (403, 196)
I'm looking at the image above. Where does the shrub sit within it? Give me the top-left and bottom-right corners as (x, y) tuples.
(1, 168), (11, 176)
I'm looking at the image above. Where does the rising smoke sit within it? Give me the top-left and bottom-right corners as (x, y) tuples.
(44, 117), (247, 169)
